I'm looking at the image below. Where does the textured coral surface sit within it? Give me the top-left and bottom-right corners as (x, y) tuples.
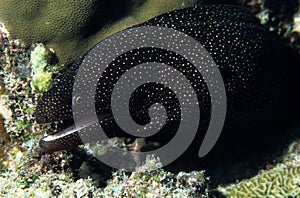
(218, 165), (300, 197)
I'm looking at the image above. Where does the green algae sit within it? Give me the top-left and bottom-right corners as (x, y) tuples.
(30, 44), (62, 93)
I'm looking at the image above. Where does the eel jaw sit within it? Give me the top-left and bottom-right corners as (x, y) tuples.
(39, 113), (113, 152)
(39, 122), (84, 153)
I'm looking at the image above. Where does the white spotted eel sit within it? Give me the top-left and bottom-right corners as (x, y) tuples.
(35, 4), (300, 153)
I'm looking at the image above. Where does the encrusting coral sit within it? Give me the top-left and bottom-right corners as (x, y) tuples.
(0, 21), (64, 172)
(217, 139), (300, 198)
(217, 165), (300, 197)
(102, 155), (210, 198)
(0, 29), (53, 140)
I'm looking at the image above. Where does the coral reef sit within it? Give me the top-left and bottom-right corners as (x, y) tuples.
(0, 0), (104, 65)
(217, 165), (300, 197)
(0, 27), (50, 141)
(216, 139), (300, 197)
(244, 0), (300, 54)
(294, 7), (300, 34)
(0, 22), (209, 197)
(102, 155), (209, 197)
(0, 22), (75, 196)
(0, 170), (99, 198)
(0, 113), (9, 171)
(282, 139), (300, 169)
(0, 1), (300, 197)
(0, 152), (210, 197)
(292, 1), (300, 53)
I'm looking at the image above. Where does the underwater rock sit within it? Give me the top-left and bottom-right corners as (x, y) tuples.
(0, 0), (199, 65)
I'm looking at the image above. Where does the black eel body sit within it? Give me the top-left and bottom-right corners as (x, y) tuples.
(35, 5), (300, 155)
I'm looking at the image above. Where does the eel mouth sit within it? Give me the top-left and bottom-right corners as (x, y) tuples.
(39, 113), (113, 152)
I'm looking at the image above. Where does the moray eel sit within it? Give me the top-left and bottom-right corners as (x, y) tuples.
(35, 5), (300, 154)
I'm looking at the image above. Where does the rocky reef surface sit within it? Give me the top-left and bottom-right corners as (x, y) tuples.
(0, 1), (299, 197)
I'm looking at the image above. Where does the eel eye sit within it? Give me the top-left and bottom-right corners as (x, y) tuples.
(72, 94), (83, 106)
